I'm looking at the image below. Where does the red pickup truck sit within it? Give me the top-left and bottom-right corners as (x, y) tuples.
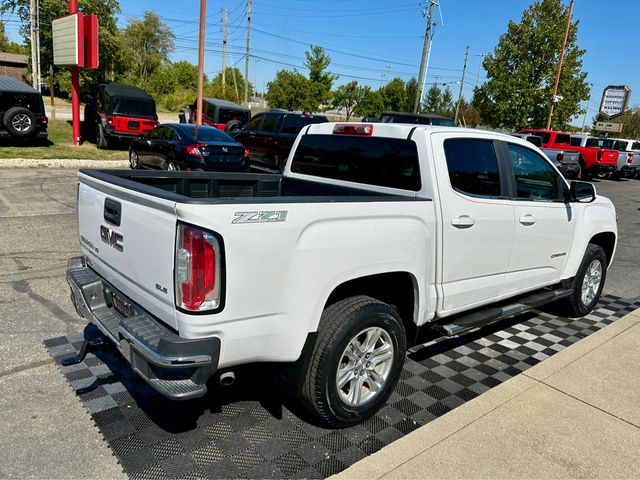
(517, 129), (618, 179)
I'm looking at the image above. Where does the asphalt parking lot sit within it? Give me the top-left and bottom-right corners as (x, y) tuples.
(0, 169), (638, 478)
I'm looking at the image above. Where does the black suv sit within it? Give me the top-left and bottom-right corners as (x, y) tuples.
(0, 75), (48, 142)
(380, 111), (455, 126)
(233, 110), (328, 171)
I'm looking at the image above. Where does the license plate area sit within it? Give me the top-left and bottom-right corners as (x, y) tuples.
(112, 292), (133, 317)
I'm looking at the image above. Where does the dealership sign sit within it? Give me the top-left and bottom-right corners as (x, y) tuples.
(594, 121), (623, 133)
(599, 85), (631, 117)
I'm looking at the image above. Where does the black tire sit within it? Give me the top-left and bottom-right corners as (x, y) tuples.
(96, 124), (109, 149)
(561, 244), (607, 317)
(3, 107), (37, 137)
(225, 119), (243, 135)
(300, 296), (406, 428)
(129, 149), (140, 169)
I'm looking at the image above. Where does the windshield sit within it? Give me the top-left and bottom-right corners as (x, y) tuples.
(526, 135), (543, 147)
(521, 131), (550, 143)
(381, 113), (453, 126)
(109, 97), (156, 118)
(555, 133), (571, 144)
(585, 138), (603, 148)
(570, 137), (582, 146)
(291, 134), (421, 191)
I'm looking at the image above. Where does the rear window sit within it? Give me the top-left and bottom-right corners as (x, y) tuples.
(429, 117), (455, 126)
(181, 125), (236, 143)
(632, 142), (640, 151)
(526, 135), (543, 147)
(281, 115), (327, 135)
(520, 131), (550, 144)
(570, 137), (582, 146)
(109, 97), (156, 118)
(219, 108), (249, 124)
(0, 92), (43, 114)
(291, 134), (421, 191)
(585, 138), (602, 148)
(555, 134), (571, 144)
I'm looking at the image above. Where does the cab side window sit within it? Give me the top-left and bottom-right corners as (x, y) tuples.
(508, 143), (563, 201)
(147, 127), (165, 140)
(260, 115), (278, 133)
(244, 115), (263, 131)
(444, 138), (501, 197)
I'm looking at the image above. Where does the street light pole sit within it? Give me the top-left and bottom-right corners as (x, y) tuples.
(195, 0), (207, 128)
(546, 0), (574, 130)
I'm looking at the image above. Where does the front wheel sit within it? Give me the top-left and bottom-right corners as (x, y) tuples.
(561, 244), (607, 317)
(300, 296), (406, 428)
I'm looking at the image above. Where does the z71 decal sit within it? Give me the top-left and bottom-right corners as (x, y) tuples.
(232, 210), (288, 224)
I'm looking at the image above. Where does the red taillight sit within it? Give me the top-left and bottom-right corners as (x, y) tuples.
(627, 153), (633, 164)
(41, 116), (48, 125)
(244, 148), (251, 159)
(556, 152), (564, 162)
(333, 123), (374, 136)
(106, 116), (114, 126)
(185, 143), (207, 158)
(175, 223), (221, 312)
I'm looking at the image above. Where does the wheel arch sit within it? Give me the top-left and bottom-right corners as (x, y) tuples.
(589, 231), (616, 266)
(322, 271), (419, 343)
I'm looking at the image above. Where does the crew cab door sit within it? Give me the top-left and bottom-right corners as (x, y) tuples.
(502, 141), (575, 293)
(431, 133), (515, 312)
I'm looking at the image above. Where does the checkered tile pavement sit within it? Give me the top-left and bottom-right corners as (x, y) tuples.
(44, 295), (640, 479)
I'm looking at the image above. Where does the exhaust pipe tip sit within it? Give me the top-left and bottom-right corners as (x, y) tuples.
(219, 371), (235, 386)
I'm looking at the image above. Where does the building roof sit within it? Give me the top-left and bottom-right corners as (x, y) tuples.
(102, 83), (154, 101)
(0, 75), (37, 93)
(0, 52), (28, 66)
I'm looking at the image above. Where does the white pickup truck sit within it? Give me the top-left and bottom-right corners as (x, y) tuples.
(66, 123), (617, 427)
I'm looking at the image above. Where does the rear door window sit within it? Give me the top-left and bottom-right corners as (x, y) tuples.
(443, 138), (502, 197)
(291, 134), (421, 191)
(244, 115), (263, 131)
(205, 102), (217, 121)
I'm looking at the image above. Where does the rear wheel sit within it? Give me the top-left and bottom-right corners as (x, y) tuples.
(129, 149), (140, 169)
(3, 107), (37, 137)
(300, 296), (406, 428)
(167, 161), (180, 171)
(96, 124), (109, 149)
(561, 244), (607, 317)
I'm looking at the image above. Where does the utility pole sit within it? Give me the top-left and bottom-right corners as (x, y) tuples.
(414, 0), (435, 113)
(29, 0), (38, 89)
(244, 0), (253, 107)
(35, 0), (41, 91)
(222, 8), (227, 96)
(474, 53), (487, 89)
(546, 0), (574, 130)
(454, 45), (469, 125)
(195, 0), (207, 128)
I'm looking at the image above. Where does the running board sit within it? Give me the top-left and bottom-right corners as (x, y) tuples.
(437, 288), (573, 338)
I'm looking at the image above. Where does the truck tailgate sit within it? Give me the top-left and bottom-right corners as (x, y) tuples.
(77, 173), (178, 330)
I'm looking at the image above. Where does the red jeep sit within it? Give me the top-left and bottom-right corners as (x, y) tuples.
(86, 83), (158, 149)
(517, 129), (618, 179)
(179, 98), (250, 134)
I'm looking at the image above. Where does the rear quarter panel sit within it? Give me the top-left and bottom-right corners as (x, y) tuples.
(175, 199), (435, 368)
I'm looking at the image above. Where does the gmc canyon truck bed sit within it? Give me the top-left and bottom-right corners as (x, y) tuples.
(66, 123), (617, 427)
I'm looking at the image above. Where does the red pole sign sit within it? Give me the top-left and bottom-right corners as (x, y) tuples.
(70, 0), (80, 145)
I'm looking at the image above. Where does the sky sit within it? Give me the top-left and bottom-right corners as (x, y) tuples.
(2, 0), (639, 122)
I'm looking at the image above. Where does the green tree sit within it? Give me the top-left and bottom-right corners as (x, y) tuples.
(457, 98), (481, 127)
(0, 20), (26, 54)
(305, 45), (337, 110)
(473, 0), (589, 129)
(354, 86), (384, 118)
(332, 81), (362, 120)
(205, 67), (252, 104)
(440, 87), (454, 116)
(1, 0), (124, 94)
(265, 70), (312, 111)
(379, 77), (407, 112)
(423, 84), (442, 113)
(122, 11), (174, 83)
(404, 77), (419, 112)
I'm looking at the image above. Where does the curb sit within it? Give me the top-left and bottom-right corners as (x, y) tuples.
(0, 159), (129, 169)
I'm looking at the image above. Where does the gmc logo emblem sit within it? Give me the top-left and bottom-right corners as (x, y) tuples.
(100, 225), (124, 252)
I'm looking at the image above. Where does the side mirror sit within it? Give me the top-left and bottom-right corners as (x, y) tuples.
(570, 181), (596, 203)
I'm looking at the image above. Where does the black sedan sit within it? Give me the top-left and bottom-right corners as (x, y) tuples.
(128, 123), (249, 171)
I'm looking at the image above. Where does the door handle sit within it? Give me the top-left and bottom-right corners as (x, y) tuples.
(451, 215), (475, 228)
(519, 214), (536, 226)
